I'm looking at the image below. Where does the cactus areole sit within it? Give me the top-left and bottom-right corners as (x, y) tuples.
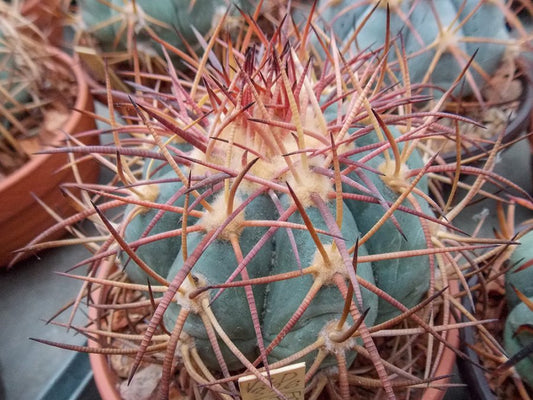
(117, 36), (440, 391)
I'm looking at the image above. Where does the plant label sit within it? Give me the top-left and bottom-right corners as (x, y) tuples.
(238, 362), (305, 400)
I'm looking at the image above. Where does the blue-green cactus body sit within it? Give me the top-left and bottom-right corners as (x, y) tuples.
(504, 298), (533, 388)
(78, 0), (116, 44)
(123, 152), (209, 285)
(164, 193), (277, 371)
(446, 0), (509, 84)
(505, 231), (533, 310)
(263, 195), (378, 368)
(343, 127), (432, 323)
(142, 140), (195, 180)
(317, 0), (509, 95)
(123, 169), (187, 286)
(0, 25), (43, 125)
(79, 0), (248, 57)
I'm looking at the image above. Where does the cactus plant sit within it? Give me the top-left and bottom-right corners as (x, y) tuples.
(0, 1), (99, 266)
(503, 297), (533, 390)
(22, 8), (525, 400)
(0, 1), (52, 174)
(314, 0), (531, 101)
(75, 0), (254, 65)
(505, 230), (533, 310)
(502, 224), (533, 392)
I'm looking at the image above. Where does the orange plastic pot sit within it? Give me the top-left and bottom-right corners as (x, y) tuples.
(0, 47), (99, 267)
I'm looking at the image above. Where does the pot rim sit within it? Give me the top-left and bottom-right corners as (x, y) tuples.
(0, 45), (98, 267)
(0, 46), (90, 189)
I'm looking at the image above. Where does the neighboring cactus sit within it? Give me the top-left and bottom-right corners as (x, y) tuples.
(23, 9), (523, 400)
(504, 297), (533, 389)
(457, 200), (533, 397)
(501, 229), (533, 390)
(505, 230), (533, 310)
(77, 0), (251, 60)
(314, 0), (518, 99)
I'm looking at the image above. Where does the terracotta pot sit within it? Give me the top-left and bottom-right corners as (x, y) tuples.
(88, 261), (461, 400)
(88, 260), (123, 400)
(0, 47), (99, 267)
(441, 59), (533, 164)
(20, 0), (67, 45)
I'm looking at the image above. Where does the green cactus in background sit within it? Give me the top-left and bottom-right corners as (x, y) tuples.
(502, 229), (533, 390)
(505, 230), (533, 310)
(314, 0), (517, 99)
(22, 7), (524, 400)
(504, 297), (533, 389)
(77, 0), (250, 59)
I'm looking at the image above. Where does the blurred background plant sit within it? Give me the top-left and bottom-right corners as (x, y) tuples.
(313, 0), (532, 99)
(312, 0), (533, 163)
(68, 0), (286, 91)
(0, 1), (55, 176)
(4, 0), (69, 44)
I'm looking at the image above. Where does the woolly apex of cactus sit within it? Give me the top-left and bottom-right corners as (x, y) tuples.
(184, 84), (336, 207)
